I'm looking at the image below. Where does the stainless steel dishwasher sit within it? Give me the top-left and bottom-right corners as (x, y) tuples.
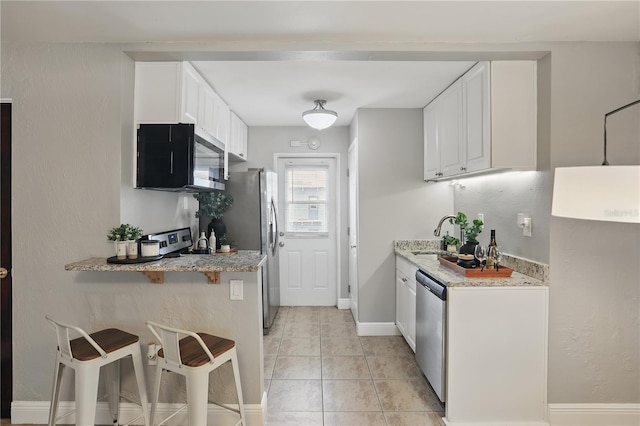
(415, 269), (447, 403)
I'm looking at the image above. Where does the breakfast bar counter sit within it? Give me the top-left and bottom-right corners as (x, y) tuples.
(65, 250), (266, 283)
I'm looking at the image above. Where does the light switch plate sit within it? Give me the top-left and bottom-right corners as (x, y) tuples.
(523, 217), (532, 237)
(230, 279), (244, 300)
(517, 213), (526, 228)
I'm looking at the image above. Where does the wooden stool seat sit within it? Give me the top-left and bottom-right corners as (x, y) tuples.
(158, 333), (235, 367)
(70, 328), (139, 361)
(147, 321), (245, 425)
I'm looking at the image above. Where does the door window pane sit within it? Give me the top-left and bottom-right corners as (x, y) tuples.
(284, 166), (329, 233)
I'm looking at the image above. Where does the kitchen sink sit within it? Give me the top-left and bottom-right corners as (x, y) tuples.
(411, 251), (440, 260)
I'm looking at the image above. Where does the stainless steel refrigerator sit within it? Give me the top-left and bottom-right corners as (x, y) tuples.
(224, 169), (280, 334)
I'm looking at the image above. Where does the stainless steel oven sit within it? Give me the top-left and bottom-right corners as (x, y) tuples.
(415, 269), (447, 403)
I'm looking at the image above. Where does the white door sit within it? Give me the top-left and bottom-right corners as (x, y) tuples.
(347, 141), (359, 321)
(277, 156), (338, 306)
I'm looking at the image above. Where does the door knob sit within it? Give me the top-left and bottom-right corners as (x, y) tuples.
(0, 267), (8, 279)
(279, 242), (285, 247)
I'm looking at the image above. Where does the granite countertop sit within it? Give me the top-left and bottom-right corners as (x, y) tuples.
(65, 250), (267, 273)
(394, 240), (547, 288)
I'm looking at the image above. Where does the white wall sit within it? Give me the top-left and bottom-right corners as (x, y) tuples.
(230, 125), (351, 298)
(354, 108), (454, 323)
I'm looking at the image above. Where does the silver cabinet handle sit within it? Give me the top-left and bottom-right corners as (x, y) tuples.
(350, 245), (357, 249)
(279, 242), (285, 247)
(279, 232), (285, 237)
(401, 277), (408, 282)
(460, 166), (467, 172)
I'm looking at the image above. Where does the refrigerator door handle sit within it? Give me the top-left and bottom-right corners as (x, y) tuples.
(271, 198), (280, 256)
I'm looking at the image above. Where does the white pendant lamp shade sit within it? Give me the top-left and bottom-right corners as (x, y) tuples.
(552, 165), (640, 223)
(302, 100), (338, 130)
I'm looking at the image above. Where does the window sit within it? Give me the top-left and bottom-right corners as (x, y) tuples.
(284, 165), (329, 234)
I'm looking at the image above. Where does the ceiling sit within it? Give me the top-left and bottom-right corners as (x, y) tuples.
(2, 1), (638, 127)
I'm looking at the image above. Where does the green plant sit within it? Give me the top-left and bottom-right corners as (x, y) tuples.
(193, 192), (234, 220)
(442, 234), (460, 247)
(219, 234), (231, 246)
(449, 212), (483, 243)
(107, 224), (143, 241)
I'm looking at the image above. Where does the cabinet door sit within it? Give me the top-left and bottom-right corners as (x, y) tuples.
(423, 101), (440, 180)
(134, 62), (182, 123)
(463, 62), (491, 173)
(406, 279), (416, 352)
(229, 112), (248, 160)
(180, 63), (200, 124)
(395, 271), (407, 335)
(199, 84), (216, 136)
(438, 79), (464, 177)
(212, 90), (230, 145)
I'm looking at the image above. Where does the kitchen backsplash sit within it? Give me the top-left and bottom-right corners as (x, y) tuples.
(394, 239), (549, 282)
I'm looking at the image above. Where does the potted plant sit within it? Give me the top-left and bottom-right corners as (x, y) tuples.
(219, 234), (231, 253)
(194, 192), (234, 250)
(107, 224), (143, 260)
(442, 234), (460, 253)
(449, 212), (483, 265)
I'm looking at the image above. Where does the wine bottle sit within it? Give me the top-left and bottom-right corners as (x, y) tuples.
(486, 229), (497, 267)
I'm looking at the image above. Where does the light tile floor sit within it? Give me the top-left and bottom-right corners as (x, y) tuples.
(264, 306), (445, 426)
(1, 306), (444, 426)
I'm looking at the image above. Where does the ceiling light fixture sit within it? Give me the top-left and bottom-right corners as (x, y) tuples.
(552, 99), (640, 223)
(302, 100), (338, 130)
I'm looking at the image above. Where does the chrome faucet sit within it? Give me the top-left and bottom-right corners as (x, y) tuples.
(433, 215), (457, 237)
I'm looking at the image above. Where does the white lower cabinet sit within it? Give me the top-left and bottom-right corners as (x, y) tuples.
(395, 256), (417, 352)
(445, 286), (548, 425)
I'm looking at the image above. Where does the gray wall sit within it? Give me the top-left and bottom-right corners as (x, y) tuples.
(545, 43), (639, 403)
(354, 109), (454, 323)
(229, 125), (350, 299)
(454, 43), (640, 403)
(2, 38), (639, 409)
(1, 43), (263, 404)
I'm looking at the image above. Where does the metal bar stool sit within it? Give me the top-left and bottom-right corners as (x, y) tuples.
(146, 321), (245, 426)
(46, 316), (150, 426)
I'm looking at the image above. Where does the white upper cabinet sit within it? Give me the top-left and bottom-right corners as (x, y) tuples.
(424, 61), (536, 181)
(462, 62), (491, 173)
(135, 62), (202, 124)
(135, 61), (237, 149)
(424, 79), (464, 180)
(212, 90), (231, 146)
(229, 111), (248, 161)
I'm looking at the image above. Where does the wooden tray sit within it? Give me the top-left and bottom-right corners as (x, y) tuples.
(107, 255), (163, 264)
(215, 249), (238, 255)
(438, 256), (513, 278)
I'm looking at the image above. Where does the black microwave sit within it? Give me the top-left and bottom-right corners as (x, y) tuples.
(136, 123), (225, 192)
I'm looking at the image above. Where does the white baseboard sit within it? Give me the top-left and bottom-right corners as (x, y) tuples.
(444, 421), (547, 426)
(12, 399), (266, 426)
(442, 418), (549, 426)
(355, 321), (401, 336)
(548, 403), (640, 425)
(337, 298), (350, 309)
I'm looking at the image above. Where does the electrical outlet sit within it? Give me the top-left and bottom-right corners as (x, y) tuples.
(230, 279), (244, 300)
(147, 343), (158, 365)
(523, 217), (532, 237)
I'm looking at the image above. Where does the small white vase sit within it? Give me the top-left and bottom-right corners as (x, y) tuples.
(114, 241), (127, 260)
(220, 244), (231, 253)
(127, 240), (138, 259)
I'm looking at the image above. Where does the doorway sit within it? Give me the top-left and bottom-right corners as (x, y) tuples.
(348, 139), (359, 322)
(276, 155), (340, 306)
(1, 101), (13, 418)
